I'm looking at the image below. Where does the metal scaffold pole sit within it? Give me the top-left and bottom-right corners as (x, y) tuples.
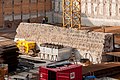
(52, 0), (55, 23)
(21, 0), (23, 22)
(12, 0), (14, 27)
(29, 0), (31, 20)
(36, 0), (39, 18)
(2, 0), (4, 28)
(44, 0), (46, 17)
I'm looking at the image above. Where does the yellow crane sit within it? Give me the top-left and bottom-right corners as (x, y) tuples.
(63, 0), (81, 29)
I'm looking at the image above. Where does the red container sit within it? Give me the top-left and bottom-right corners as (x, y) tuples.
(39, 64), (82, 80)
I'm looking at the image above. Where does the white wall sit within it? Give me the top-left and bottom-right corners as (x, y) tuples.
(53, 0), (120, 26)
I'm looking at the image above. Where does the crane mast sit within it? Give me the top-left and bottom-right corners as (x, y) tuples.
(63, 0), (81, 29)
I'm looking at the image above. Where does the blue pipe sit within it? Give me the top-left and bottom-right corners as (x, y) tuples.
(84, 76), (96, 80)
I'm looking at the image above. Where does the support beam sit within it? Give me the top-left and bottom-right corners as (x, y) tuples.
(29, 0), (31, 20)
(12, 0), (14, 27)
(36, 0), (38, 18)
(44, 0), (46, 17)
(21, 0), (23, 21)
(63, 0), (81, 29)
(2, 0), (4, 28)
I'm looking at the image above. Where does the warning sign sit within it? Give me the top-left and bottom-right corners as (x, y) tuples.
(70, 72), (75, 79)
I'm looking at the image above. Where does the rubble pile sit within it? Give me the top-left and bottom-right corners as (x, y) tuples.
(15, 23), (114, 63)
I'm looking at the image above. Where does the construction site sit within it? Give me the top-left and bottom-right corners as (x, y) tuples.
(1, 0), (120, 80)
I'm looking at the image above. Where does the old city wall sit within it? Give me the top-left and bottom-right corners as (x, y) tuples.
(15, 23), (114, 63)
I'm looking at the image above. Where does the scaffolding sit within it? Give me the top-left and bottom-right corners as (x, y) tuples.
(63, 0), (81, 29)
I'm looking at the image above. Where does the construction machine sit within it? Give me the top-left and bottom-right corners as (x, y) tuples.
(16, 40), (39, 56)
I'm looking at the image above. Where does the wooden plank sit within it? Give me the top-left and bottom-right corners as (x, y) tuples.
(0, 40), (15, 47)
(106, 52), (120, 57)
(82, 62), (120, 77)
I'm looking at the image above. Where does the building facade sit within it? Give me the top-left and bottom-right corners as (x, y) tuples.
(53, 0), (120, 26)
(0, 0), (52, 28)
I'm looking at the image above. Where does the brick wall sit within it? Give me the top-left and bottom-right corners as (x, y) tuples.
(1, 0), (52, 15)
(0, 0), (52, 28)
(15, 23), (114, 63)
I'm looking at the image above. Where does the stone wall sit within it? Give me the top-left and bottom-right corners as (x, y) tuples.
(15, 23), (114, 63)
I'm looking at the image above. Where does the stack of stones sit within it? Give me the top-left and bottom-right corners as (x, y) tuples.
(15, 23), (114, 63)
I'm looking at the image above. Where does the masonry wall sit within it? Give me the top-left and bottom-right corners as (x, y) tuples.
(0, 0), (52, 28)
(15, 23), (114, 63)
(53, 0), (120, 26)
